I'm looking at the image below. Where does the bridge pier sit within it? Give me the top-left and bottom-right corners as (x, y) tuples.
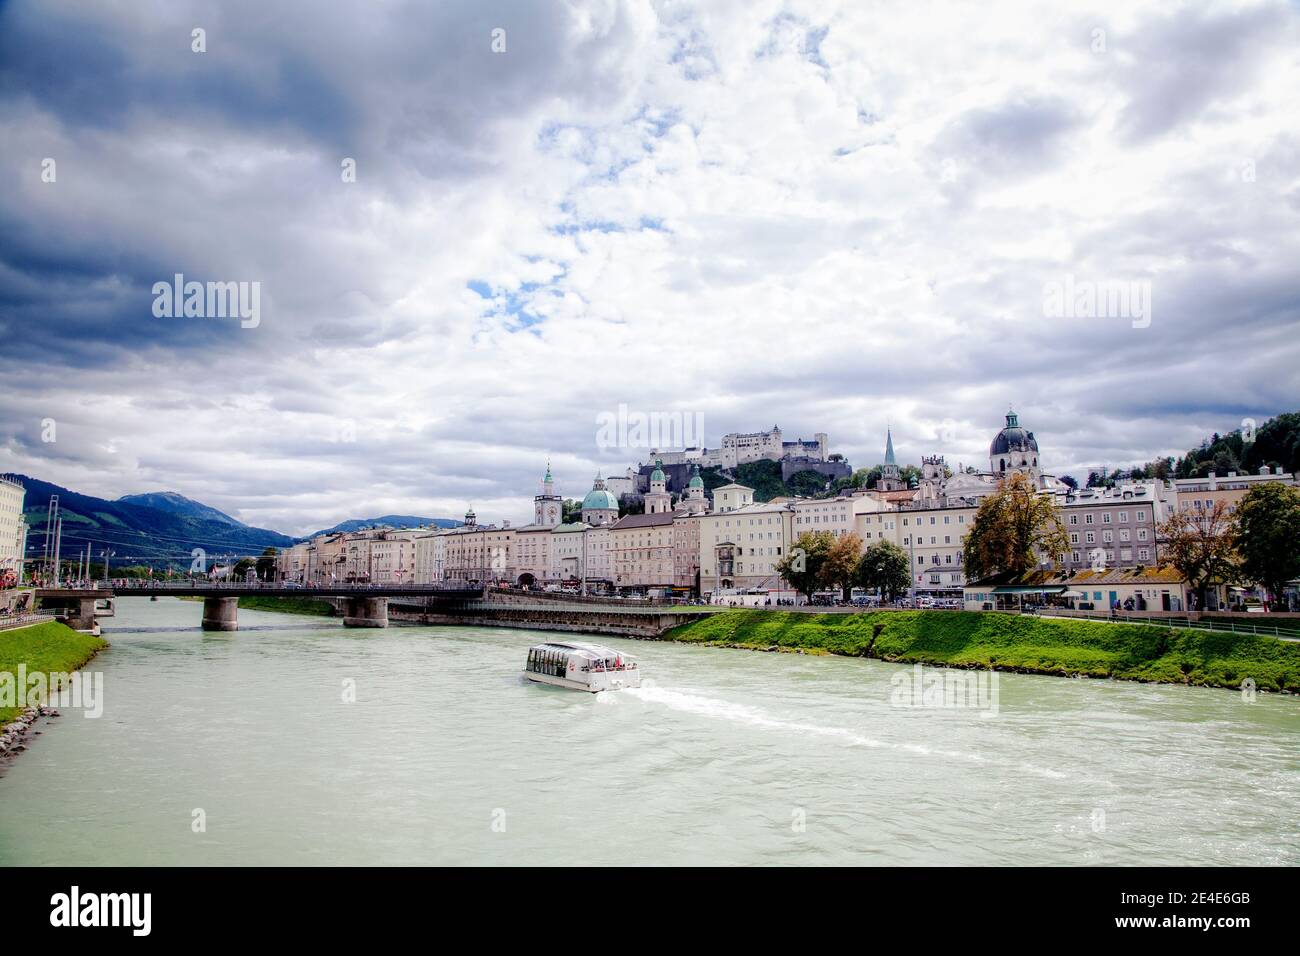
(202, 596), (239, 631)
(66, 597), (98, 633)
(343, 596), (388, 628)
(36, 594), (100, 633)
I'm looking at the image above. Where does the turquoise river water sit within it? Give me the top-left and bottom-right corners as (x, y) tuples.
(0, 597), (1296, 865)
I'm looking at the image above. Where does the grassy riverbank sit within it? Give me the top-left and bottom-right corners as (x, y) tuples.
(667, 610), (1300, 692)
(0, 621), (109, 724)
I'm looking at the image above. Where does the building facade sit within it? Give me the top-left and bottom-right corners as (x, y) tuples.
(0, 475), (27, 579)
(610, 512), (676, 592)
(698, 500), (794, 592)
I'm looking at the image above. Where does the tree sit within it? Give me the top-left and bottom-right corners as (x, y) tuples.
(963, 473), (1069, 580)
(776, 530), (835, 599)
(1234, 483), (1300, 611)
(822, 533), (864, 601)
(788, 469), (829, 497)
(1157, 501), (1239, 610)
(855, 541), (910, 602)
(255, 547), (278, 581)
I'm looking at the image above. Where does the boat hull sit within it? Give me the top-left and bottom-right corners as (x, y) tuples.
(525, 670), (641, 693)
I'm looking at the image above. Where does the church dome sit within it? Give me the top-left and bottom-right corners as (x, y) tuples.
(582, 487), (618, 511)
(688, 464), (703, 489)
(650, 460), (666, 483)
(990, 410), (1038, 456)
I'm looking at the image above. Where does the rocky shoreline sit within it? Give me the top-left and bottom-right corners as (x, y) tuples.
(0, 705), (61, 759)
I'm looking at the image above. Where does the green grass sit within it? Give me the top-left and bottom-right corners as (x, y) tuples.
(236, 596), (337, 617)
(0, 621), (109, 724)
(667, 610), (1300, 693)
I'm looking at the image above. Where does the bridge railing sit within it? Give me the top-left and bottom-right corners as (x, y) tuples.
(0, 611), (57, 631)
(109, 581), (483, 594)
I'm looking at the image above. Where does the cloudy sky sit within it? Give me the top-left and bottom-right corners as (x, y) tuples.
(2, 0), (1298, 535)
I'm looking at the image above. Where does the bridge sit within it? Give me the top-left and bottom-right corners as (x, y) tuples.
(36, 583), (484, 632)
(35, 583), (718, 637)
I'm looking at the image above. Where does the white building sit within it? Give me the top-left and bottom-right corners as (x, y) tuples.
(369, 529), (421, 584)
(0, 475), (26, 578)
(698, 499), (794, 592)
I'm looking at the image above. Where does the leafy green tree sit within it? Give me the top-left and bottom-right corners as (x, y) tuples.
(963, 473), (1069, 580)
(734, 460), (788, 501)
(255, 547), (278, 581)
(854, 541), (910, 602)
(776, 530), (836, 599)
(1234, 483), (1300, 611)
(788, 470), (829, 497)
(823, 532), (864, 601)
(1157, 501), (1239, 610)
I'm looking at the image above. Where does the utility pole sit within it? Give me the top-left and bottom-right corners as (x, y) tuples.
(103, 548), (115, 584)
(53, 515), (63, 589)
(42, 495), (59, 584)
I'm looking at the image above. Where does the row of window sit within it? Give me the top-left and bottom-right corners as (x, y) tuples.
(1069, 548), (1151, 563)
(1067, 510), (1148, 524)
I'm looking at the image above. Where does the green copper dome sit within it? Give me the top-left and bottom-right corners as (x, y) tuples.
(582, 487), (619, 511)
(650, 459), (666, 482)
(688, 464), (703, 489)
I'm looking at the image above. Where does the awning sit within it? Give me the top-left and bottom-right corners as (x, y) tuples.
(990, 585), (1068, 595)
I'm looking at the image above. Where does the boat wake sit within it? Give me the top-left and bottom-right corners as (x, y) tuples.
(623, 685), (1074, 781)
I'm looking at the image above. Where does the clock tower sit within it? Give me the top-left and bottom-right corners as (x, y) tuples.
(535, 462), (562, 527)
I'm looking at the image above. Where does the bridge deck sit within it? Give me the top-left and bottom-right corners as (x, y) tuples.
(39, 585), (485, 599)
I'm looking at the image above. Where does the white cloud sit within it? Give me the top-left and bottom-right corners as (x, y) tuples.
(1, 0), (1298, 535)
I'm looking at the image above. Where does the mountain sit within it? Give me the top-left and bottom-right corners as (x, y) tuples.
(307, 515), (462, 538)
(117, 491), (242, 526)
(9, 475), (296, 569)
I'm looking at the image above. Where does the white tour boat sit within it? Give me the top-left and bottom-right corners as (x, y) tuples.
(524, 641), (641, 692)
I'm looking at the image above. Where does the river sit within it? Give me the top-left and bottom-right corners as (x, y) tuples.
(0, 597), (1296, 865)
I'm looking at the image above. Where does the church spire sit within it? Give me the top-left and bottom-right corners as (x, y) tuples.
(884, 428), (897, 467)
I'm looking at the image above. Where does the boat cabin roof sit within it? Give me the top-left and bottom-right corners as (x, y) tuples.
(528, 640), (634, 661)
